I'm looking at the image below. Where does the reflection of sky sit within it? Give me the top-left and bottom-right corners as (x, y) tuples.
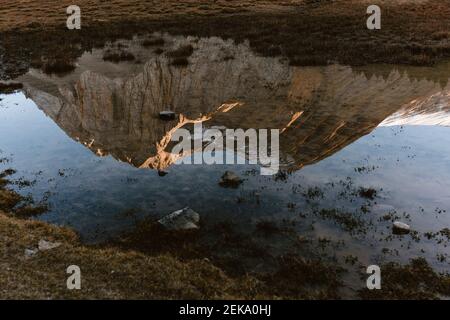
(1, 92), (450, 269)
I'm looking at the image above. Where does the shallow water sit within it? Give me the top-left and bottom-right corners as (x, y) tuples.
(1, 34), (449, 283)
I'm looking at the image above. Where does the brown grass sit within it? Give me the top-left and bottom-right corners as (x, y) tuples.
(1, 0), (449, 79)
(0, 210), (254, 299)
(0, 170), (256, 299)
(359, 258), (450, 300)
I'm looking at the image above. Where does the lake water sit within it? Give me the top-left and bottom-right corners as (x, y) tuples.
(0, 34), (449, 284)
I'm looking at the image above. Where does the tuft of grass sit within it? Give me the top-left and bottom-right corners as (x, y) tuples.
(316, 208), (366, 234)
(358, 187), (377, 200)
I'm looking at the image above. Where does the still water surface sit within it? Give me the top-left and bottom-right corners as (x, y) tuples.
(0, 34), (449, 276)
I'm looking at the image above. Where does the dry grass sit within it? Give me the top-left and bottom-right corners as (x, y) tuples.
(359, 258), (450, 300)
(0, 0), (302, 31)
(0, 210), (253, 299)
(1, 0), (450, 79)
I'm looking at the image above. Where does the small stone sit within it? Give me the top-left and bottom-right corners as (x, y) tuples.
(219, 171), (243, 188)
(159, 111), (176, 121)
(24, 248), (38, 257)
(393, 221), (411, 235)
(38, 239), (61, 251)
(158, 207), (200, 230)
(158, 170), (168, 177)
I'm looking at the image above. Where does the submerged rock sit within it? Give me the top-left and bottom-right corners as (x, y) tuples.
(158, 207), (200, 230)
(393, 221), (411, 235)
(159, 111), (176, 121)
(38, 239), (61, 251)
(219, 171), (243, 188)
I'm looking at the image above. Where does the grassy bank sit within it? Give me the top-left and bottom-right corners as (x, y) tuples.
(0, 170), (253, 299)
(0, 210), (260, 299)
(1, 0), (449, 79)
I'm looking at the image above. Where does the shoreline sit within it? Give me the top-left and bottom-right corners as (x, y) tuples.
(1, 164), (449, 299)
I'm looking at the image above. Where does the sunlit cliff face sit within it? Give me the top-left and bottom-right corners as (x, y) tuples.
(19, 34), (450, 172)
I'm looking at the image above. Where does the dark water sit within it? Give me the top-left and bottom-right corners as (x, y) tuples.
(0, 35), (449, 280)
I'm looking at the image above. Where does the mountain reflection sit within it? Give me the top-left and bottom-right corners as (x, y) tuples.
(19, 34), (450, 172)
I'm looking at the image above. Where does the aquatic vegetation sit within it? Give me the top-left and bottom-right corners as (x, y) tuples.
(359, 258), (450, 300)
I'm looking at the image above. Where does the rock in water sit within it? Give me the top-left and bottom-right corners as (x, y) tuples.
(38, 239), (62, 251)
(159, 111), (176, 121)
(219, 171), (243, 188)
(158, 207), (200, 230)
(393, 221), (411, 235)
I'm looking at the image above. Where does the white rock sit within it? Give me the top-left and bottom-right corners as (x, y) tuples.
(38, 239), (62, 251)
(393, 221), (411, 234)
(158, 207), (200, 230)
